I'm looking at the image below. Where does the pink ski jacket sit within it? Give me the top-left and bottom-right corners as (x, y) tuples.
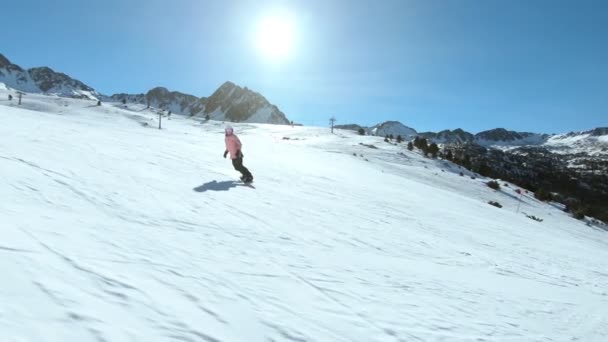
(225, 134), (242, 159)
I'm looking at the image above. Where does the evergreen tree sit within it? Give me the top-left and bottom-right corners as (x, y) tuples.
(413, 136), (421, 149)
(420, 138), (429, 156)
(487, 180), (501, 190)
(462, 155), (472, 169)
(573, 208), (586, 220)
(358, 128), (365, 135)
(420, 137), (428, 147)
(407, 142), (413, 151)
(535, 188), (553, 202)
(445, 150), (454, 161)
(477, 162), (492, 177)
(428, 143), (439, 158)
(396, 135), (403, 143)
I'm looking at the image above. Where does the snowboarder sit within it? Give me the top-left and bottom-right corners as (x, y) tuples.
(223, 126), (253, 183)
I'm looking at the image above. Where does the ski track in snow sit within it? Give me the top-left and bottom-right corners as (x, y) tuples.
(1, 92), (608, 341)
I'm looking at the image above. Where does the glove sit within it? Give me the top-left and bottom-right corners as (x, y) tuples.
(223, 151), (228, 159)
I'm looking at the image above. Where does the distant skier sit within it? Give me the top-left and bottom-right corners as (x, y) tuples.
(223, 126), (253, 183)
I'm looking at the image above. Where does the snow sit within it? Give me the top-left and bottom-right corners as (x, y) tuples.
(545, 133), (608, 156)
(547, 133), (591, 145)
(479, 131), (608, 157)
(1, 90), (608, 342)
(245, 105), (276, 124)
(0, 70), (41, 93)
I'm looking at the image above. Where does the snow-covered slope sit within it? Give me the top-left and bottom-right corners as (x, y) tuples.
(545, 128), (608, 156)
(1, 92), (608, 342)
(0, 53), (99, 100)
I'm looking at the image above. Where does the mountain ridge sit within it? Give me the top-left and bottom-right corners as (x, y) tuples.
(338, 120), (607, 156)
(0, 52), (290, 124)
(0, 53), (99, 99)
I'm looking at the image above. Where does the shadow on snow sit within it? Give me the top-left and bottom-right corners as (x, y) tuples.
(193, 180), (255, 192)
(193, 180), (239, 192)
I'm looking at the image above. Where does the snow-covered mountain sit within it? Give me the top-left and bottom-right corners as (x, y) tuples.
(368, 120), (417, 138)
(545, 128), (608, 156)
(418, 126), (607, 156)
(421, 128), (548, 146)
(476, 128), (608, 157)
(103, 92), (147, 105)
(336, 121), (419, 140)
(106, 82), (290, 124)
(1, 91), (607, 341)
(419, 128), (475, 144)
(105, 87), (206, 116)
(0, 53), (99, 100)
(474, 128), (549, 147)
(146, 87), (205, 116)
(203, 81), (290, 124)
(1, 53), (290, 124)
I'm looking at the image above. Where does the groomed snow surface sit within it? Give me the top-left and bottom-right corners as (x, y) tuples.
(1, 92), (608, 342)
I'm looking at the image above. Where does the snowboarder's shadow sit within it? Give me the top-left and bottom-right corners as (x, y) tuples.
(193, 180), (239, 192)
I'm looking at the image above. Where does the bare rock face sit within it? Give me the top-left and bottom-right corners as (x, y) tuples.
(474, 128), (548, 146)
(204, 81), (290, 124)
(420, 129), (475, 144)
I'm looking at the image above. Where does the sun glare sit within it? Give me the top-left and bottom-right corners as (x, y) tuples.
(255, 12), (295, 61)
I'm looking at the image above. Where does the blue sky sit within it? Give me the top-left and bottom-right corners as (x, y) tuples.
(2, 0), (606, 133)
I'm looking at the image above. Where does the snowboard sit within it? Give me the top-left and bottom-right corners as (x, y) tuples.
(238, 178), (255, 188)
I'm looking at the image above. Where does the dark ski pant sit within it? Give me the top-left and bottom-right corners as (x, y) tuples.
(232, 157), (252, 179)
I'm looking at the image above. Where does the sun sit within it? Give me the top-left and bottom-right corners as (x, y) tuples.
(255, 12), (295, 61)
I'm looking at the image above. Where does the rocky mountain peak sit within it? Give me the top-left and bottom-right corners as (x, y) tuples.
(0, 52), (97, 99)
(476, 128), (518, 141)
(370, 121), (418, 138)
(0, 53), (24, 72)
(589, 127), (608, 136)
(28, 66), (95, 93)
(0, 53), (12, 68)
(204, 81), (289, 124)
